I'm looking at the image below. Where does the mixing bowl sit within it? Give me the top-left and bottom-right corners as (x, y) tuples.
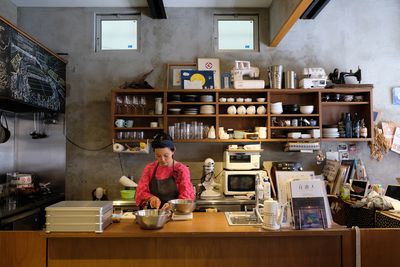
(134, 209), (172, 230)
(168, 199), (196, 214)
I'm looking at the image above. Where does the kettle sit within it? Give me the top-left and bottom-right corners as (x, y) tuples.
(261, 199), (284, 230)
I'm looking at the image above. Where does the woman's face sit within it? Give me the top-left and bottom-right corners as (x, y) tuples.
(154, 147), (174, 166)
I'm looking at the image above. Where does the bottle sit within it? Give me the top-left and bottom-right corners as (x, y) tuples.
(360, 119), (368, 138)
(155, 98), (163, 115)
(263, 179), (271, 200)
(353, 113), (360, 138)
(344, 113), (352, 138)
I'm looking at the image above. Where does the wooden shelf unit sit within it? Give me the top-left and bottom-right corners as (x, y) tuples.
(111, 85), (373, 143)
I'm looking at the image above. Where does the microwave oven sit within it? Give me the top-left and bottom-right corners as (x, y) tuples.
(223, 151), (260, 170)
(223, 170), (267, 196)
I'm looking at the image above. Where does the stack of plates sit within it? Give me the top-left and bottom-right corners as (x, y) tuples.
(200, 105), (215, 114)
(168, 108), (181, 114)
(183, 95), (198, 102)
(323, 127), (339, 138)
(184, 107), (199, 115)
(200, 95), (213, 102)
(170, 95), (181, 102)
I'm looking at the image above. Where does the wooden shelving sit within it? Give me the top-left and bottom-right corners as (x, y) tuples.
(111, 85), (373, 143)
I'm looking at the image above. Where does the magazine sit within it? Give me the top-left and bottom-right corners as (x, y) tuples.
(290, 179), (332, 230)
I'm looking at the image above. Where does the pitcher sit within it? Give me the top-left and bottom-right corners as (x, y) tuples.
(262, 199), (284, 230)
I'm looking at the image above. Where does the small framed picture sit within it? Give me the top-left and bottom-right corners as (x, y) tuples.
(197, 58), (221, 89)
(166, 63), (197, 89)
(393, 87), (400, 105)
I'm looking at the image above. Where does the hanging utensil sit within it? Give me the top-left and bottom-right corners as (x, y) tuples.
(30, 112), (38, 138)
(0, 112), (11, 143)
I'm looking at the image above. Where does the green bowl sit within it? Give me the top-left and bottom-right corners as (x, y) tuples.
(120, 189), (135, 200)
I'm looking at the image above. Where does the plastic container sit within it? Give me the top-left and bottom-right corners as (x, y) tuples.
(120, 189), (136, 200)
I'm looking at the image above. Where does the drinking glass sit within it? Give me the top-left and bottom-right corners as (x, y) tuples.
(116, 96), (123, 114)
(131, 96), (139, 115)
(139, 96), (147, 115)
(123, 95), (132, 114)
(168, 126), (175, 139)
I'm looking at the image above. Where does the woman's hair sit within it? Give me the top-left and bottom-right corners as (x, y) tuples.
(151, 133), (175, 151)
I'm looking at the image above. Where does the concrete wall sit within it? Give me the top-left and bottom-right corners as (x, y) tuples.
(0, 0), (17, 24)
(15, 0), (400, 200)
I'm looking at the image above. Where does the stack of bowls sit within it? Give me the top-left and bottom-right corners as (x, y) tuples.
(271, 102), (283, 114)
(200, 105), (215, 114)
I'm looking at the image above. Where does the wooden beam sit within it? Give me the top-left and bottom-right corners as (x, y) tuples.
(269, 0), (313, 47)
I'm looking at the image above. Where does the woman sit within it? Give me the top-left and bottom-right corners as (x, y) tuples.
(135, 133), (195, 209)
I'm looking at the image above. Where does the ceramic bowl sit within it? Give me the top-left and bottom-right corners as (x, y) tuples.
(236, 97), (244, 102)
(288, 132), (301, 139)
(219, 97), (227, 102)
(244, 98), (252, 102)
(227, 98), (235, 102)
(256, 98), (266, 102)
(300, 105), (314, 114)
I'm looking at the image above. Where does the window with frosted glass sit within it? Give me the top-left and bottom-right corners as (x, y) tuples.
(95, 14), (140, 52)
(214, 15), (259, 52)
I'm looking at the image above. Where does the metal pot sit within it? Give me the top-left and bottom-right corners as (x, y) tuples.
(134, 209), (172, 230)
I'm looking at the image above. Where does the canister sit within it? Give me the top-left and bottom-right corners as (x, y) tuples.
(285, 71), (297, 89)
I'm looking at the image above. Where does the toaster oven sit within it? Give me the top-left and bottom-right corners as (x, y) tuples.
(223, 151), (260, 170)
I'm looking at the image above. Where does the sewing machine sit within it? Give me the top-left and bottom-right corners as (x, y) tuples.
(328, 67), (362, 84)
(299, 67), (327, 89)
(231, 61), (265, 89)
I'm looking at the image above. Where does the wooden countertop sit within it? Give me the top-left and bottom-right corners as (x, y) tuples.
(44, 212), (349, 238)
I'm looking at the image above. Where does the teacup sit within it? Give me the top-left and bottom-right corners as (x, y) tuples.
(124, 120), (134, 128)
(227, 105), (237, 115)
(237, 105), (247, 115)
(115, 119), (125, 128)
(246, 105), (256, 115)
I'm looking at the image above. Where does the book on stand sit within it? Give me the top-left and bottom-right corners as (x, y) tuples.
(290, 179), (332, 230)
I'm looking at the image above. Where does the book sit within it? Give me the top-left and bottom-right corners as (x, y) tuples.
(290, 179), (331, 230)
(331, 165), (349, 195)
(340, 159), (357, 184)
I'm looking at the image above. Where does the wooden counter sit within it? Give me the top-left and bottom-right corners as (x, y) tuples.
(45, 212), (355, 267)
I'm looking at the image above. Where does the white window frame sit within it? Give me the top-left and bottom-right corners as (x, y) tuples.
(95, 13), (141, 52)
(214, 14), (259, 52)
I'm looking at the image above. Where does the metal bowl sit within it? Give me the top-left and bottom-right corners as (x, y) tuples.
(168, 199), (196, 214)
(134, 209), (172, 230)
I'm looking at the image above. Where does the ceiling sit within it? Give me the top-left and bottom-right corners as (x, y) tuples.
(10, 0), (273, 8)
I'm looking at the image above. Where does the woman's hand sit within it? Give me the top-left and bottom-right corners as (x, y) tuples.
(161, 202), (171, 210)
(149, 196), (161, 209)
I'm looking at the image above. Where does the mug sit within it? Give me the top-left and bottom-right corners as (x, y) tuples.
(115, 119), (125, 128)
(124, 120), (134, 128)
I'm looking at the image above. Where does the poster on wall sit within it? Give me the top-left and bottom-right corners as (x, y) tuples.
(0, 16), (66, 112)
